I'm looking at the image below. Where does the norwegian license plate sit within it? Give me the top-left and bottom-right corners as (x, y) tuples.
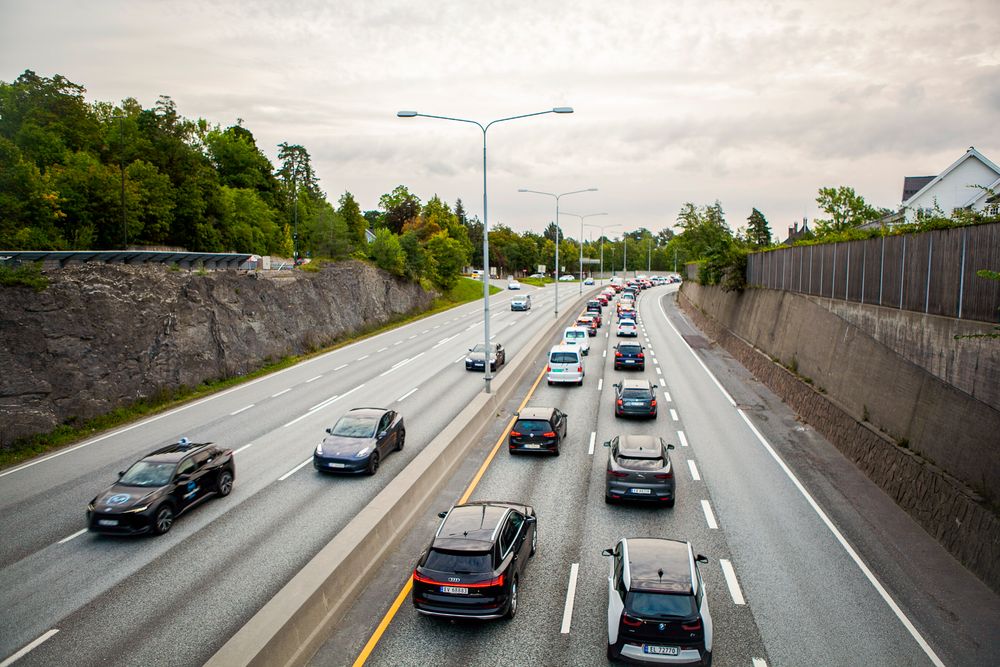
(552, 368), (563, 372)
(328, 462), (346, 468)
(625, 359), (636, 364)
(440, 585), (468, 595)
(644, 645), (679, 656)
(97, 519), (118, 526)
(631, 488), (652, 494)
(627, 401), (643, 407)
(523, 444), (541, 449)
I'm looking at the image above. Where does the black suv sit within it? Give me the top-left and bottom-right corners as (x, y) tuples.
(614, 342), (645, 370)
(603, 537), (712, 664)
(87, 438), (235, 536)
(614, 379), (657, 419)
(412, 501), (537, 620)
(509, 407), (568, 455)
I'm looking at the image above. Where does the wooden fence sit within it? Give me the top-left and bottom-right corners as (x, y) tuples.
(746, 223), (1000, 322)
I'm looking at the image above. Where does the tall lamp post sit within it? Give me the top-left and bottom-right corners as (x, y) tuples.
(398, 107), (574, 393)
(518, 188), (596, 316)
(112, 114), (127, 249)
(585, 222), (620, 284)
(562, 211), (607, 291)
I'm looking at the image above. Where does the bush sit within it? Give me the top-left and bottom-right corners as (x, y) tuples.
(0, 262), (48, 291)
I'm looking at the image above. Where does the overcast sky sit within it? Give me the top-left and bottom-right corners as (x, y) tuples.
(2, 0), (998, 241)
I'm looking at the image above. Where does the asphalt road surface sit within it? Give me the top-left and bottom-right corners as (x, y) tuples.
(316, 285), (1000, 667)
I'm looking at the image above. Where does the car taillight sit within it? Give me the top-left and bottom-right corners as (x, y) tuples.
(510, 431), (522, 437)
(413, 570), (441, 585)
(615, 352), (622, 357)
(608, 470), (628, 477)
(637, 353), (644, 358)
(466, 574), (504, 588)
(542, 431), (556, 437)
(622, 614), (643, 627)
(546, 365), (552, 372)
(682, 620), (702, 631)
(577, 366), (583, 372)
(617, 399), (623, 406)
(650, 399), (657, 407)
(655, 472), (673, 479)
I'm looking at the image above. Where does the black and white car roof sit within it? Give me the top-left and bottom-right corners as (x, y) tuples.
(621, 537), (698, 595)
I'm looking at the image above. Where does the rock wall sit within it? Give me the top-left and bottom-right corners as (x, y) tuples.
(0, 261), (434, 446)
(678, 283), (1000, 593)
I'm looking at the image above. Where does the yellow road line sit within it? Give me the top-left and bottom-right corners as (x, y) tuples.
(352, 364), (548, 666)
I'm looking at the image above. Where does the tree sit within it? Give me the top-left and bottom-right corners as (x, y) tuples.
(125, 160), (174, 244)
(399, 230), (428, 280)
(379, 185), (421, 234)
(746, 208), (771, 247)
(425, 231), (467, 291)
(338, 191), (367, 248)
(814, 186), (880, 235)
(0, 136), (64, 248)
(369, 228), (404, 276)
(205, 124), (279, 205)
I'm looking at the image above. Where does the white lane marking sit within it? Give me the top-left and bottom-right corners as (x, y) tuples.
(719, 559), (746, 605)
(664, 391), (672, 401)
(0, 629), (60, 667)
(653, 358), (659, 365)
(393, 340), (403, 346)
(701, 500), (719, 529)
(454, 355), (465, 364)
(230, 404), (254, 416)
(670, 409), (678, 421)
(397, 387), (419, 402)
(655, 367), (662, 375)
(605, 331), (609, 338)
(377, 347), (388, 353)
(465, 321), (483, 331)
(677, 431), (688, 447)
(234, 443), (254, 455)
(271, 388), (292, 398)
(560, 563), (580, 634)
(306, 375), (323, 383)
(490, 334), (497, 340)
(660, 378), (667, 387)
(278, 457), (312, 481)
(597, 378), (603, 391)
(752, 659), (768, 667)
(408, 334), (417, 340)
(602, 349), (606, 358)
(334, 364), (348, 371)
(649, 350), (656, 357)
(433, 334), (458, 349)
(658, 296), (945, 666)
(420, 329), (429, 334)
(285, 384), (366, 427)
(58, 529), (87, 545)
(589, 432), (596, 455)
(357, 354), (370, 361)
(380, 352), (425, 377)
(688, 460), (701, 481)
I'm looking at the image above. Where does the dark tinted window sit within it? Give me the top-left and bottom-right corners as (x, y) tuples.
(621, 388), (652, 399)
(617, 456), (664, 470)
(550, 352), (579, 363)
(514, 420), (551, 432)
(331, 415), (378, 437)
(177, 458), (195, 476)
(119, 461), (175, 487)
(619, 346), (642, 354)
(626, 591), (697, 619)
(424, 550), (493, 573)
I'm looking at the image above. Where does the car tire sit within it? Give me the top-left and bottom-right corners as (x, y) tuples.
(152, 504), (175, 535)
(605, 494), (614, 505)
(553, 446), (560, 457)
(216, 469), (234, 497)
(366, 452), (380, 476)
(396, 430), (405, 451)
(607, 640), (622, 660)
(702, 651), (712, 666)
(664, 498), (676, 508)
(505, 574), (519, 620)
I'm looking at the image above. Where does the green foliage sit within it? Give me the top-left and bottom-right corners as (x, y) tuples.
(379, 185), (421, 234)
(814, 186), (881, 236)
(425, 231), (467, 291)
(0, 262), (48, 290)
(369, 228), (405, 276)
(746, 208), (771, 247)
(399, 230), (428, 280)
(338, 191), (367, 248)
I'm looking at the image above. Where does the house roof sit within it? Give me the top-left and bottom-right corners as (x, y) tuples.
(902, 147), (1000, 206)
(902, 176), (934, 202)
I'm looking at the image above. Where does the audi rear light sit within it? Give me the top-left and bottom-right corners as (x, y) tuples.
(622, 614), (643, 627)
(413, 569), (442, 585)
(637, 353), (644, 358)
(682, 620), (702, 632)
(466, 573), (504, 588)
(542, 431), (556, 438)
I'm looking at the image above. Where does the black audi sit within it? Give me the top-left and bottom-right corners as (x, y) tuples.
(412, 501), (537, 620)
(313, 407), (405, 475)
(87, 438), (235, 536)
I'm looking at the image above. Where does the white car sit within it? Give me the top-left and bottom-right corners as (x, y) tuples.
(602, 537), (713, 664)
(558, 274), (575, 281)
(617, 320), (637, 337)
(546, 345), (584, 386)
(507, 280), (521, 290)
(562, 326), (591, 355)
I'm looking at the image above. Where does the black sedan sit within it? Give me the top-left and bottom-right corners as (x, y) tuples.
(87, 438), (235, 536)
(465, 343), (506, 372)
(313, 407), (405, 475)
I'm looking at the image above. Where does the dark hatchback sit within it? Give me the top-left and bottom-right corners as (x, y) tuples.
(509, 407), (568, 455)
(586, 299), (603, 313)
(614, 342), (645, 370)
(412, 501), (537, 620)
(604, 434), (676, 506)
(614, 379), (657, 419)
(313, 407), (405, 475)
(87, 439), (235, 536)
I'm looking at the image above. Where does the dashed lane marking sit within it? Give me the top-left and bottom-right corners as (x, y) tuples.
(58, 529), (87, 545)
(285, 384), (366, 427)
(589, 432), (596, 455)
(357, 355), (370, 361)
(334, 365), (348, 371)
(560, 563), (580, 634)
(669, 409), (678, 421)
(234, 443), (253, 455)
(719, 559), (746, 605)
(701, 500), (719, 529)
(397, 387), (418, 402)
(278, 457), (312, 481)
(306, 375), (323, 383)
(688, 459), (701, 481)
(597, 378), (603, 391)
(230, 404), (254, 416)
(664, 391), (671, 401)
(271, 388), (292, 398)
(677, 431), (688, 447)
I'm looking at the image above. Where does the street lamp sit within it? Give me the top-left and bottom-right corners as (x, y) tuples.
(562, 211), (607, 292)
(518, 187), (596, 316)
(112, 114), (126, 249)
(398, 107), (573, 393)
(585, 222), (620, 284)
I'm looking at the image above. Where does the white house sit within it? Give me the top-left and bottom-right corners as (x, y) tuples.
(900, 146), (1000, 223)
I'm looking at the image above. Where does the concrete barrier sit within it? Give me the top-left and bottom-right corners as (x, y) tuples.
(206, 288), (597, 667)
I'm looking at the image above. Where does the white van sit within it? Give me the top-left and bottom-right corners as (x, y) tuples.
(562, 326), (591, 355)
(547, 345), (585, 386)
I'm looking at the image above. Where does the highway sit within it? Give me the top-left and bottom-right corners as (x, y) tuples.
(316, 285), (1000, 667)
(0, 280), (579, 666)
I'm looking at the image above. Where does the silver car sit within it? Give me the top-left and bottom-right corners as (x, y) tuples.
(603, 434), (675, 506)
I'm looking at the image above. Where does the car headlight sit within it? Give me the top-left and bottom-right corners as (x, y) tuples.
(356, 447), (371, 458)
(125, 505), (150, 513)
(315, 443), (323, 455)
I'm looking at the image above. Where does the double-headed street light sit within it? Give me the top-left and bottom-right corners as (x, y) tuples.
(561, 211), (607, 292)
(585, 222), (620, 284)
(518, 188), (596, 316)
(398, 107), (573, 394)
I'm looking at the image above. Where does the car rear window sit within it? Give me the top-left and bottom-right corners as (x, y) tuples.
(626, 591), (697, 619)
(622, 388), (651, 399)
(616, 456), (664, 470)
(550, 352), (579, 363)
(619, 346), (642, 354)
(424, 549), (493, 573)
(565, 330), (585, 339)
(514, 419), (551, 432)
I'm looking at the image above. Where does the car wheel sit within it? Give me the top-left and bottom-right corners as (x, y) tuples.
(553, 445), (560, 457)
(605, 494), (614, 505)
(153, 504), (175, 535)
(547, 380), (553, 386)
(366, 452), (380, 476)
(396, 430), (405, 451)
(578, 379), (584, 386)
(607, 640), (622, 660)
(702, 651), (712, 666)
(216, 469), (234, 497)
(664, 498), (676, 508)
(530, 526), (537, 556)
(505, 574), (519, 619)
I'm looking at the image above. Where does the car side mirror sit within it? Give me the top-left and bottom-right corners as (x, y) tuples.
(468, 347), (473, 352)
(378, 431), (387, 439)
(613, 382), (620, 389)
(601, 548), (613, 557)
(437, 510), (449, 519)
(667, 444), (675, 450)
(118, 471), (125, 478)
(525, 515), (537, 524)
(603, 441), (611, 448)
(696, 554), (709, 564)
(325, 428), (333, 435)
(176, 473), (190, 482)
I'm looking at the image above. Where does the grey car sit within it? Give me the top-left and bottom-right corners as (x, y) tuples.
(613, 379), (657, 419)
(604, 434), (676, 506)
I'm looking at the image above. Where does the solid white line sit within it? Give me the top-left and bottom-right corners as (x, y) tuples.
(0, 629), (59, 667)
(658, 299), (735, 406)
(229, 404), (254, 416)
(719, 559), (746, 605)
(397, 387), (419, 402)
(306, 375), (323, 383)
(670, 409), (679, 421)
(688, 460), (701, 481)
(560, 563), (580, 634)
(597, 378), (603, 391)
(271, 388), (292, 398)
(677, 431), (688, 447)
(589, 432), (596, 455)
(278, 457), (312, 481)
(664, 391), (672, 402)
(58, 529), (87, 545)
(233, 443), (254, 455)
(752, 659), (768, 667)
(433, 334), (458, 349)
(701, 500), (719, 529)
(655, 367), (662, 375)
(357, 354), (369, 361)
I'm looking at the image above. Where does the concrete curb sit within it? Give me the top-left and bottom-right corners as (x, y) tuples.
(206, 289), (598, 667)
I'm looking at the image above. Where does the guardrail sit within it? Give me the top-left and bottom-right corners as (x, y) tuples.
(206, 288), (598, 667)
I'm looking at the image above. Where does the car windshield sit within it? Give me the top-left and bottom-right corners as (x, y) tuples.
(626, 591), (697, 619)
(565, 331), (584, 339)
(470, 344), (487, 353)
(118, 461), (175, 487)
(622, 388), (652, 399)
(514, 419), (551, 432)
(617, 456), (664, 470)
(424, 549), (493, 573)
(331, 415), (378, 437)
(550, 352), (579, 363)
